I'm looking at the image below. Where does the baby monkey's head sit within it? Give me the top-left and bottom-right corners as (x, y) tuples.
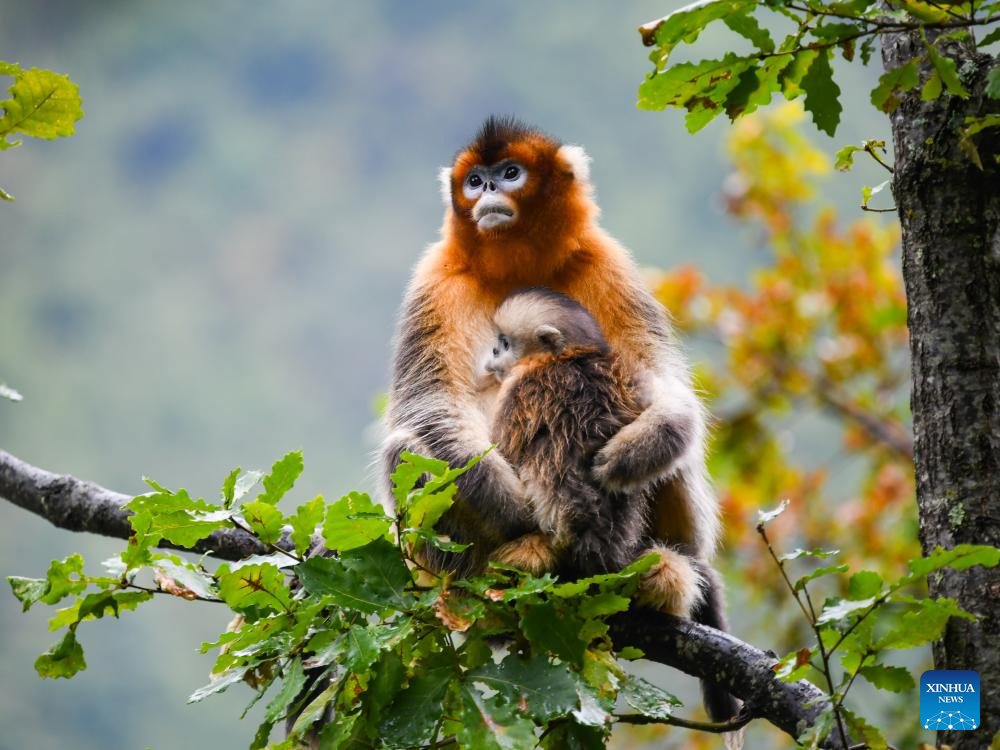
(485, 288), (609, 382)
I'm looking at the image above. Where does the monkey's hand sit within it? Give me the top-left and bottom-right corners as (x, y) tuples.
(636, 545), (704, 619)
(592, 410), (693, 492)
(490, 532), (557, 576)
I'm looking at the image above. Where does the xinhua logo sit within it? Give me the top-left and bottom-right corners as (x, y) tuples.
(920, 670), (980, 731)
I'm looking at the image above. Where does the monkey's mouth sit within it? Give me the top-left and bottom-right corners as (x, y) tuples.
(476, 205), (515, 230)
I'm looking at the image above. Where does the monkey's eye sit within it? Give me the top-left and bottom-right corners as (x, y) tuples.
(500, 334), (510, 351)
(503, 165), (520, 180)
(467, 174), (483, 189)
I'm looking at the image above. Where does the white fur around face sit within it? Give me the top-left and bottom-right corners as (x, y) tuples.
(438, 166), (453, 206)
(557, 144), (591, 183)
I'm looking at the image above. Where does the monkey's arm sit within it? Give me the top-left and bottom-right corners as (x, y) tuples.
(591, 365), (702, 491)
(382, 289), (533, 541)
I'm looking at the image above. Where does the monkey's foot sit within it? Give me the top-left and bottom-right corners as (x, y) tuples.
(491, 532), (557, 576)
(636, 545), (704, 618)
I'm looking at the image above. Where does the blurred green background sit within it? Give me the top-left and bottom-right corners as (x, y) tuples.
(0, 2), (889, 748)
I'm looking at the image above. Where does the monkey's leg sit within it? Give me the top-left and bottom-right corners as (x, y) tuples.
(636, 547), (742, 727)
(688, 561), (743, 726)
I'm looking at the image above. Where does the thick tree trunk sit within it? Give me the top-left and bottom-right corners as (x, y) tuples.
(881, 30), (1000, 750)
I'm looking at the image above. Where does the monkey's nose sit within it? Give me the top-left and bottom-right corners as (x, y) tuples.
(487, 180), (497, 192)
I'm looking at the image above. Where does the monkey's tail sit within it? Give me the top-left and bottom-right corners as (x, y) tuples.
(691, 563), (746, 749)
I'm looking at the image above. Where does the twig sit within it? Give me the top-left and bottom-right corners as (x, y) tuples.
(614, 708), (753, 733)
(757, 524), (851, 749)
(126, 581), (224, 604)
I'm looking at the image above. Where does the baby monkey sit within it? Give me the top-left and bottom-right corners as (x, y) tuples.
(482, 288), (704, 617)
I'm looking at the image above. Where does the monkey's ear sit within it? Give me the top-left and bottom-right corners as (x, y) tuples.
(438, 167), (453, 206)
(556, 144), (591, 182)
(535, 325), (565, 354)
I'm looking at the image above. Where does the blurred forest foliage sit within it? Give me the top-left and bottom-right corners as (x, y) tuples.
(0, 2), (907, 749)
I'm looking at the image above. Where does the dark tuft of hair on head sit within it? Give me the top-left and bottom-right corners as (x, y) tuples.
(467, 115), (555, 164)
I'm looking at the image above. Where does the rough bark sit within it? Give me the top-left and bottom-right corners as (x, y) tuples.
(0, 447), (841, 746)
(611, 611), (843, 746)
(881, 30), (1000, 750)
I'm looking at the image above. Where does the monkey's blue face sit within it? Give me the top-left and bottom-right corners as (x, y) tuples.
(462, 161), (528, 231)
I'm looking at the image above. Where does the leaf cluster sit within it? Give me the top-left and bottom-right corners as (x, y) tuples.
(637, 0), (1000, 137)
(757, 501), (1000, 749)
(7, 451), (684, 750)
(0, 61), (83, 202)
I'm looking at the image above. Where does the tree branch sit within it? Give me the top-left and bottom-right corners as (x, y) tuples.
(610, 611), (845, 748)
(0, 449), (270, 559)
(1, 448), (842, 746)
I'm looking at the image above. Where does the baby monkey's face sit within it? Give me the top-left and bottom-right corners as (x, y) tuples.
(484, 331), (524, 383)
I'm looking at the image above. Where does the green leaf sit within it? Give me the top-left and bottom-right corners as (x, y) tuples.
(841, 707), (888, 750)
(861, 179), (891, 209)
(870, 59), (920, 112)
(638, 53), (755, 133)
(922, 70), (943, 101)
(780, 49), (820, 99)
(540, 721), (606, 750)
(35, 630), (86, 679)
(801, 49), (842, 136)
(780, 547), (840, 562)
(521, 601), (587, 665)
(127, 486), (226, 548)
(985, 65), (1000, 99)
(816, 596), (877, 625)
(979, 27), (1000, 47)
(794, 563), (848, 591)
(258, 450), (303, 505)
(923, 35), (969, 98)
(469, 653), (579, 722)
(265, 657), (306, 723)
(772, 647), (812, 682)
(242, 500), (285, 545)
(835, 145), (863, 172)
(365, 651), (405, 722)
(152, 555), (218, 600)
(8, 576), (48, 611)
(859, 664), (915, 692)
(847, 570), (883, 600)
(878, 597), (975, 649)
(379, 653), (455, 747)
(640, 0), (757, 59)
(290, 681), (337, 736)
(0, 66), (83, 149)
(621, 674), (682, 719)
(617, 646), (645, 660)
(221, 467), (240, 508)
(452, 682), (537, 750)
(216, 562), (292, 613)
(295, 539), (411, 614)
(724, 13), (774, 52)
(390, 451), (448, 507)
(577, 592), (631, 618)
(904, 544), (1000, 582)
(290, 496), (324, 556)
(810, 22), (864, 41)
(323, 491), (392, 552)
